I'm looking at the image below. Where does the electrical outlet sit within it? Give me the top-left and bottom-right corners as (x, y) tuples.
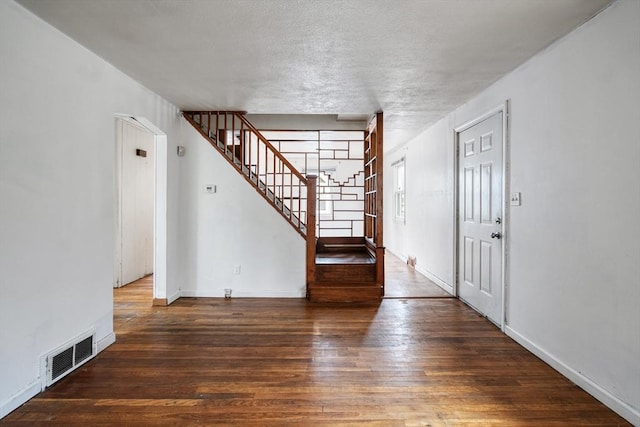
(234, 265), (241, 275)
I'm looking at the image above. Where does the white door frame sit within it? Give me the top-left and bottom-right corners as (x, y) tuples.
(452, 101), (510, 331)
(114, 115), (168, 303)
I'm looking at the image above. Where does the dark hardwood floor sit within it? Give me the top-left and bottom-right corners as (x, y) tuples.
(1, 276), (629, 426)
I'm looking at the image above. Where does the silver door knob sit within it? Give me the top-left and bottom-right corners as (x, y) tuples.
(491, 232), (502, 239)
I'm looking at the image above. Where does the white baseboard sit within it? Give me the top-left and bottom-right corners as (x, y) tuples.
(414, 265), (454, 295)
(0, 379), (41, 419)
(164, 288), (307, 302)
(385, 248), (407, 262)
(179, 289), (305, 298)
(505, 326), (639, 426)
(96, 332), (116, 353)
(386, 248), (454, 295)
(167, 290), (181, 305)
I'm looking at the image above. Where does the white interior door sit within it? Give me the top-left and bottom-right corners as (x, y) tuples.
(119, 119), (155, 286)
(457, 111), (503, 325)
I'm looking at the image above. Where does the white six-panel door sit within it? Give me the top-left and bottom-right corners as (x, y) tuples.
(458, 111), (503, 325)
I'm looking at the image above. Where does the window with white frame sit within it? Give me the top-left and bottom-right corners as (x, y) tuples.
(393, 159), (405, 222)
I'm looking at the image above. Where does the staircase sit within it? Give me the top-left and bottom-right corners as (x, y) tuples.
(183, 111), (315, 237)
(183, 111), (384, 302)
(309, 237), (381, 302)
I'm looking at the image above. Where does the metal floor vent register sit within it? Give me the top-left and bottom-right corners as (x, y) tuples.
(44, 330), (96, 387)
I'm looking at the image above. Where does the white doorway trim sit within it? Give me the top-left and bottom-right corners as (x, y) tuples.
(452, 100), (510, 331)
(114, 114), (168, 303)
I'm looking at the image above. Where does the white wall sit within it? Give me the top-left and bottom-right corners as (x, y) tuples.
(384, 0), (640, 423)
(179, 123), (306, 298)
(0, 1), (184, 417)
(0, 3), (326, 415)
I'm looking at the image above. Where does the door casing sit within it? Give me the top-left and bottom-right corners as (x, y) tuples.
(114, 115), (168, 303)
(453, 101), (510, 331)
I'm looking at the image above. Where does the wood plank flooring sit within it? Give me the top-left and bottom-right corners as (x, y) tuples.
(1, 276), (629, 426)
(384, 253), (451, 298)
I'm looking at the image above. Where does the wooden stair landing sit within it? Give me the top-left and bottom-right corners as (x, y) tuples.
(308, 237), (383, 303)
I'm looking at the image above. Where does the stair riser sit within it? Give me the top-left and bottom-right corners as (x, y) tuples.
(308, 286), (382, 303)
(315, 264), (376, 283)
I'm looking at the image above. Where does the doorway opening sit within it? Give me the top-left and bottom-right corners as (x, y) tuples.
(383, 252), (452, 298)
(114, 115), (168, 305)
(454, 102), (509, 329)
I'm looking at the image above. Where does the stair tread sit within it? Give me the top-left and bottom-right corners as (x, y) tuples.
(315, 253), (375, 265)
(309, 283), (381, 288)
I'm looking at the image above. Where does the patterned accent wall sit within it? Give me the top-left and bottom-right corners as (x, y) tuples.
(262, 130), (365, 237)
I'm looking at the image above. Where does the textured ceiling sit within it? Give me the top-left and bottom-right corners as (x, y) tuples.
(17, 0), (612, 149)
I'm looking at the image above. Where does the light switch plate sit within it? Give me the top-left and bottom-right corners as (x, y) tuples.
(204, 184), (216, 194)
(510, 192), (521, 206)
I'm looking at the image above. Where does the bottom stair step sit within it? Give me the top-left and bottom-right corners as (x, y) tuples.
(307, 285), (383, 303)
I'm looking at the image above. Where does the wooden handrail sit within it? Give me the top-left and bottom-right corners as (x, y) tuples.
(232, 114), (307, 184)
(184, 111), (306, 184)
(182, 111), (311, 239)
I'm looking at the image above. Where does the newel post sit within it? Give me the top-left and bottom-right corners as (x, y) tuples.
(305, 175), (317, 297)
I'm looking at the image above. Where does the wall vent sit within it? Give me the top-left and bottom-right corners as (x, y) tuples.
(44, 330), (96, 387)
